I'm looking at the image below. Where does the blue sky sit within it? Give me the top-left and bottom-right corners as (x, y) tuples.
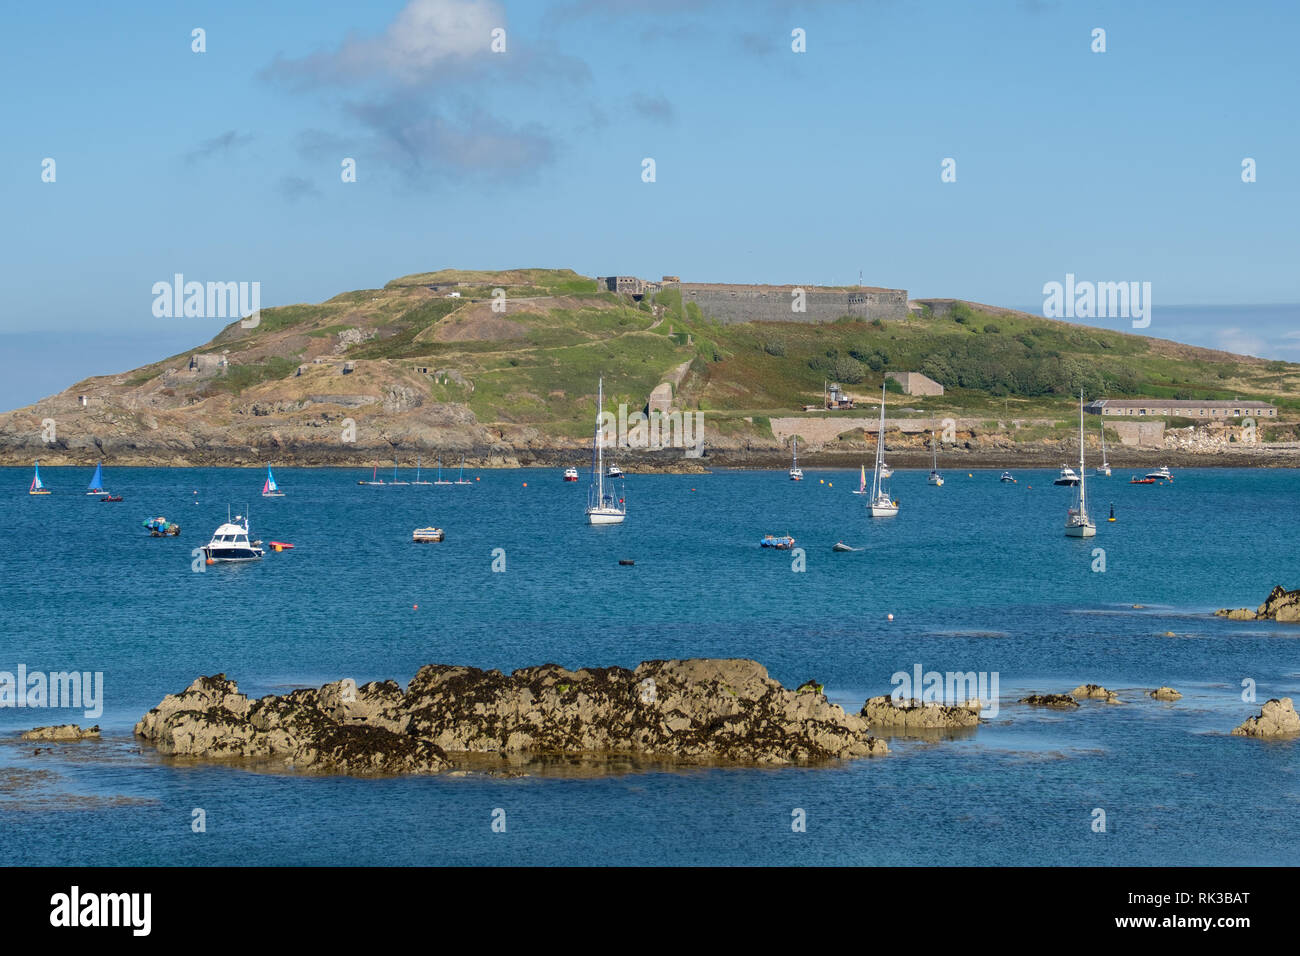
(1, 0), (1297, 409)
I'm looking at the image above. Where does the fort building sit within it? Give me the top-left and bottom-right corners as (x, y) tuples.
(597, 275), (908, 323)
(1086, 399), (1276, 420)
(886, 371), (945, 397)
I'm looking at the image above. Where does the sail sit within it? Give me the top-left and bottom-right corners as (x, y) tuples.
(265, 466), (278, 492)
(31, 462), (43, 491)
(859, 464), (866, 492)
(88, 461), (103, 491)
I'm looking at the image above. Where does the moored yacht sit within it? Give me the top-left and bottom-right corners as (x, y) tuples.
(1145, 465), (1173, 481)
(563, 467), (579, 482)
(868, 384), (899, 517)
(1053, 465), (1080, 486)
(201, 511), (264, 562)
(606, 463), (625, 480)
(586, 378), (627, 525)
(789, 437), (803, 481)
(1065, 394), (1096, 538)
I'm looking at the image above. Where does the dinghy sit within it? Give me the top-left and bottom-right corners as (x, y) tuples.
(86, 461), (107, 496)
(262, 465), (285, 497)
(29, 461), (50, 495)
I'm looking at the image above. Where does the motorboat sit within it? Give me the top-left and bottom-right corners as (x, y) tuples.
(201, 511), (264, 562)
(1144, 466), (1173, 482)
(100, 495), (123, 502)
(412, 527), (444, 543)
(760, 534), (796, 550)
(1053, 465), (1080, 486)
(563, 467), (579, 482)
(1000, 472), (1016, 483)
(606, 464), (625, 480)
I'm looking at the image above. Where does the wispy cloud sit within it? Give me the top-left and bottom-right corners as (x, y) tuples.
(629, 93), (675, 124)
(183, 130), (254, 165)
(277, 175), (323, 202)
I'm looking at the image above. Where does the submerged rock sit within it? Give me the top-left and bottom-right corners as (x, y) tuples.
(1231, 698), (1300, 738)
(861, 696), (981, 731)
(1216, 585), (1300, 622)
(1149, 686), (1182, 701)
(1019, 694), (1079, 709)
(135, 659), (888, 776)
(20, 724), (101, 741)
(1070, 684), (1122, 704)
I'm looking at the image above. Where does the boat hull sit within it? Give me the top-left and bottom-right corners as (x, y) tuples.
(869, 500), (899, 517)
(1065, 523), (1097, 537)
(201, 547), (264, 562)
(586, 509), (625, 525)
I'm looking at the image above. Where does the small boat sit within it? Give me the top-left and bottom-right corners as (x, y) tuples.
(618, 558), (635, 566)
(100, 495), (123, 502)
(832, 541), (858, 552)
(86, 461), (108, 496)
(454, 456), (473, 485)
(586, 379), (627, 525)
(29, 461), (51, 495)
(927, 432), (944, 486)
(1064, 394), (1096, 538)
(411, 456), (432, 486)
(358, 464), (386, 486)
(1053, 465), (1080, 486)
(563, 467), (579, 482)
(607, 463), (625, 480)
(433, 457), (452, 485)
(268, 540), (294, 551)
(851, 463), (868, 495)
(412, 527), (444, 543)
(789, 437), (803, 481)
(1144, 466), (1173, 482)
(760, 534), (796, 550)
(389, 460), (410, 486)
(201, 510), (264, 562)
(1129, 476), (1156, 485)
(1000, 472), (1017, 483)
(868, 384), (899, 517)
(1098, 422), (1111, 477)
(261, 465), (285, 497)
(143, 517), (180, 537)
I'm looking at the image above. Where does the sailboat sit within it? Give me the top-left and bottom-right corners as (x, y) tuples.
(358, 464), (386, 486)
(851, 463), (868, 495)
(1065, 392), (1096, 538)
(789, 437), (803, 481)
(454, 455), (473, 485)
(433, 456), (452, 486)
(411, 455), (432, 485)
(29, 461), (51, 495)
(1098, 420), (1111, 477)
(390, 459), (410, 486)
(868, 385), (899, 517)
(86, 461), (107, 496)
(261, 465), (285, 497)
(586, 378), (626, 525)
(927, 433), (944, 486)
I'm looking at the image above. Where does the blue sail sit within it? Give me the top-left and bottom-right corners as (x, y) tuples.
(88, 461), (104, 491)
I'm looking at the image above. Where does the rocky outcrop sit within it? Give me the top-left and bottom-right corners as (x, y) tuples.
(1216, 585), (1300, 622)
(20, 724), (101, 741)
(135, 660), (888, 776)
(1019, 694), (1079, 709)
(861, 696), (981, 731)
(1231, 698), (1300, 738)
(1149, 686), (1182, 701)
(1070, 684), (1122, 704)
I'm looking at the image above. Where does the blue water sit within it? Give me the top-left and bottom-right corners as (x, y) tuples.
(2, 465), (1298, 865)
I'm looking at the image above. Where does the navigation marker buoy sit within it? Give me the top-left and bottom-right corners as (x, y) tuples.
(887, 613), (894, 621)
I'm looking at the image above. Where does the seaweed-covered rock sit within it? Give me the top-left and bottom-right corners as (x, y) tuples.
(860, 696), (981, 731)
(1019, 694), (1079, 709)
(135, 659), (888, 776)
(1149, 686), (1182, 701)
(1231, 697), (1300, 738)
(1070, 684), (1122, 703)
(21, 724), (100, 741)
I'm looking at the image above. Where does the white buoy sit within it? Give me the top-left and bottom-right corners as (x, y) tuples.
(887, 613), (894, 621)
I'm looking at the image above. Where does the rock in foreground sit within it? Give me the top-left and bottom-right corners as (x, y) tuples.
(1231, 698), (1300, 738)
(861, 696), (981, 731)
(20, 724), (101, 741)
(135, 659), (888, 776)
(1019, 694), (1079, 709)
(1149, 686), (1182, 701)
(1216, 585), (1300, 622)
(1070, 684), (1122, 703)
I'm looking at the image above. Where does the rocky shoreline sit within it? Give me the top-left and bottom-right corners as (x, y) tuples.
(1216, 585), (1300, 622)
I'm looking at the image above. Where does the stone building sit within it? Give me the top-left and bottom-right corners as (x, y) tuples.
(1086, 399), (1276, 419)
(886, 371), (944, 396)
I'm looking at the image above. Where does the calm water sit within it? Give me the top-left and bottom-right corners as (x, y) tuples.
(1, 465), (1297, 865)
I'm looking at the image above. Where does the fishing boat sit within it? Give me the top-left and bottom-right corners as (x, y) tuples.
(1053, 465), (1080, 486)
(927, 432), (944, 486)
(607, 464), (625, 480)
(389, 460), (410, 486)
(454, 456), (473, 485)
(411, 456), (432, 486)
(29, 461), (51, 495)
(868, 384), (899, 517)
(433, 457), (452, 485)
(586, 378), (626, 525)
(1065, 394), (1096, 538)
(760, 534), (796, 550)
(850, 464), (868, 495)
(201, 509), (264, 562)
(789, 437), (803, 481)
(1144, 466), (1173, 482)
(412, 527), (444, 543)
(143, 516), (180, 537)
(1000, 472), (1017, 483)
(358, 464), (386, 486)
(1098, 422), (1111, 477)
(261, 465), (285, 497)
(563, 467), (579, 482)
(86, 461), (107, 496)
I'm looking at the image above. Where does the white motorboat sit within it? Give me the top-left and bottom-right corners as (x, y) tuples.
(563, 467), (579, 482)
(1145, 466), (1173, 481)
(868, 384), (899, 517)
(1065, 394), (1096, 538)
(412, 526), (444, 543)
(1053, 465), (1080, 486)
(201, 510), (265, 562)
(586, 378), (626, 525)
(1000, 472), (1016, 483)
(606, 464), (625, 480)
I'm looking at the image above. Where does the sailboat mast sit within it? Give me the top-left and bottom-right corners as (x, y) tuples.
(1078, 393), (1087, 514)
(596, 378), (605, 501)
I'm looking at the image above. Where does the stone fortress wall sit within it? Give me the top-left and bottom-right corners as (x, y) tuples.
(597, 275), (909, 324)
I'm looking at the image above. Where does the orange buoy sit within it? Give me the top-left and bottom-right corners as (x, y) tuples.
(413, 604), (419, 610)
(522, 482), (527, 487)
(205, 558), (214, 566)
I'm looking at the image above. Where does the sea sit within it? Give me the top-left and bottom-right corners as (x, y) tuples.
(1, 465), (1297, 866)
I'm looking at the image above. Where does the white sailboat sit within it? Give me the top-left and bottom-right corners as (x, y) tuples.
(927, 432), (944, 486)
(585, 378), (626, 525)
(789, 436), (803, 481)
(1065, 392), (1096, 538)
(868, 384), (899, 517)
(1098, 420), (1111, 477)
(411, 455), (432, 485)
